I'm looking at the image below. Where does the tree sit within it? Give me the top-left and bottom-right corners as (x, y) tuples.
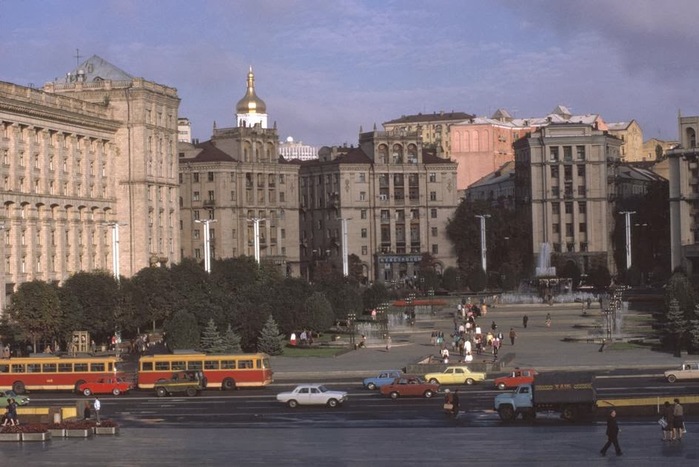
(200, 318), (224, 354)
(59, 271), (120, 344)
(303, 292), (334, 333)
(664, 271), (696, 319)
(362, 282), (389, 312)
(220, 324), (242, 353)
(666, 298), (687, 357)
(441, 267), (460, 292)
(257, 315), (285, 355)
(164, 310), (200, 350)
(468, 268), (487, 293)
(347, 254), (365, 283)
(6, 280), (62, 353)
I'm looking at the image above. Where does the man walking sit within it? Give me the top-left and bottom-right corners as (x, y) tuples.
(93, 397), (101, 425)
(600, 409), (622, 456)
(509, 328), (517, 345)
(522, 315), (528, 328)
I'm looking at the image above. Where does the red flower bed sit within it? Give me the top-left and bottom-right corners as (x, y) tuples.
(1, 424), (48, 433)
(47, 419), (119, 429)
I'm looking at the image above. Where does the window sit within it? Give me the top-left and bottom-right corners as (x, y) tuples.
(563, 146), (572, 161)
(193, 210), (200, 220)
(359, 191), (366, 201)
(432, 244), (439, 254)
(361, 246), (368, 255)
(565, 223), (574, 236)
(431, 227), (438, 237)
(550, 166), (559, 178)
(550, 147), (559, 161)
(429, 191), (437, 201)
(578, 202), (587, 214)
(193, 191), (200, 201)
(565, 202), (573, 214)
(208, 172), (214, 181)
(208, 190), (215, 201)
(551, 187), (560, 197)
(576, 146), (586, 160)
(429, 173), (436, 182)
(193, 230), (200, 239)
(358, 173), (366, 183)
(361, 228), (367, 238)
(361, 209), (367, 219)
(204, 360), (220, 370)
(553, 223), (560, 234)
(552, 203), (560, 215)
(193, 173), (199, 182)
(577, 164), (585, 177)
(431, 208), (437, 219)
(579, 222), (587, 232)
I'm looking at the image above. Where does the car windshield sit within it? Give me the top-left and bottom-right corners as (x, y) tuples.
(317, 385), (329, 393)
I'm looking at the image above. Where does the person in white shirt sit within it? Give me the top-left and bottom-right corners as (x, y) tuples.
(93, 397), (101, 425)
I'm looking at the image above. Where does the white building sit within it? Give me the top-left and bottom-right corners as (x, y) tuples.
(279, 136), (318, 161)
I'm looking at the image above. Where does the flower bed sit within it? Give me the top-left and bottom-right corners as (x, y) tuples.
(1, 423), (51, 441)
(0, 419), (120, 441)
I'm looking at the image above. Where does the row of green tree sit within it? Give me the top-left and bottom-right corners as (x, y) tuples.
(1, 257), (396, 355)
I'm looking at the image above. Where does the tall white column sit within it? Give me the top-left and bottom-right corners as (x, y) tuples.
(104, 222), (126, 282)
(475, 214), (491, 273)
(340, 217), (352, 277)
(195, 219), (217, 273)
(248, 217), (265, 264)
(619, 211), (636, 270)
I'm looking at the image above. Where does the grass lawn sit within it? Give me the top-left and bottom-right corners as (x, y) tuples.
(281, 346), (347, 358)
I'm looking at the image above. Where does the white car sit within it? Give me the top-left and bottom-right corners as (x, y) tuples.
(276, 384), (348, 408)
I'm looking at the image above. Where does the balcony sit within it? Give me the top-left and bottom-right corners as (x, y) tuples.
(203, 200), (216, 206)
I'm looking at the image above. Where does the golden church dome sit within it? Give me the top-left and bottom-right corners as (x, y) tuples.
(236, 67), (266, 114)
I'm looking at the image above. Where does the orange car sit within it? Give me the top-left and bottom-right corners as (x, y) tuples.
(494, 368), (537, 390)
(78, 377), (133, 396)
(380, 376), (440, 399)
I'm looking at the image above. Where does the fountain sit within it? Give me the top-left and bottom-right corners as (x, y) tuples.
(535, 242), (556, 277)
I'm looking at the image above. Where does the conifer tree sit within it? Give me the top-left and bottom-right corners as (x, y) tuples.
(257, 315), (285, 356)
(200, 318), (224, 353)
(221, 324), (242, 353)
(666, 298), (687, 357)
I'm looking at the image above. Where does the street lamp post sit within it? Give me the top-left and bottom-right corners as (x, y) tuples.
(347, 312), (356, 349)
(619, 211), (636, 271)
(475, 214), (491, 273)
(248, 217), (265, 264)
(194, 219), (217, 273)
(339, 217), (352, 277)
(104, 221), (127, 282)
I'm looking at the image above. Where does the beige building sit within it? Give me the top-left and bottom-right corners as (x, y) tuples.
(514, 122), (623, 275)
(178, 69), (301, 276)
(642, 137), (678, 162)
(1, 55), (179, 313)
(299, 130), (459, 285)
(607, 120), (644, 162)
(43, 55), (181, 277)
(382, 111), (473, 157)
(668, 115), (699, 273)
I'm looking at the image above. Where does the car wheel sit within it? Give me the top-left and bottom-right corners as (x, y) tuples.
(12, 381), (25, 395)
(497, 383), (507, 390)
(562, 405), (578, 421)
(83, 388), (92, 396)
(222, 378), (235, 391)
(186, 387), (197, 397)
(327, 398), (339, 408)
(424, 390), (434, 398)
(287, 400), (298, 408)
(367, 382), (377, 390)
(112, 388), (121, 396)
(156, 387), (167, 397)
(74, 380), (86, 394)
(498, 405), (516, 421)
(465, 378), (475, 385)
(390, 392), (399, 399)
(667, 375), (677, 383)
(428, 378), (439, 384)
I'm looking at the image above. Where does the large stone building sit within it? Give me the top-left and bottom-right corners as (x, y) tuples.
(607, 120), (643, 162)
(178, 69), (301, 275)
(299, 130), (459, 285)
(668, 115), (699, 273)
(0, 55), (179, 312)
(382, 111), (473, 157)
(514, 122), (623, 275)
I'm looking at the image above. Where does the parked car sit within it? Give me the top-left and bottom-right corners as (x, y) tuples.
(0, 390), (29, 407)
(665, 361), (699, 383)
(494, 368), (538, 390)
(424, 366), (486, 385)
(276, 384), (348, 408)
(380, 376), (439, 399)
(154, 370), (207, 397)
(363, 370), (403, 390)
(78, 377), (133, 396)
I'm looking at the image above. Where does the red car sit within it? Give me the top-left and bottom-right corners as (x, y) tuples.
(78, 377), (133, 396)
(494, 368), (538, 390)
(380, 376), (440, 399)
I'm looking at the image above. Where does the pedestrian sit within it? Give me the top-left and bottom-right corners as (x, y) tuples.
(83, 402), (91, 420)
(673, 398), (684, 441)
(93, 397), (101, 425)
(8, 398), (18, 426)
(451, 389), (460, 418)
(662, 401), (674, 441)
(385, 335), (391, 352)
(491, 321), (497, 331)
(600, 409), (623, 457)
(463, 351), (473, 363)
(443, 389), (453, 415)
(509, 328), (517, 345)
(545, 312), (552, 328)
(522, 315), (528, 328)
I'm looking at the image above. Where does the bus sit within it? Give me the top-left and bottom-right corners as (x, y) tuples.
(0, 355), (123, 394)
(137, 353), (273, 390)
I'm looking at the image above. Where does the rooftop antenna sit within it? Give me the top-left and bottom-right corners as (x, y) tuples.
(75, 48), (82, 67)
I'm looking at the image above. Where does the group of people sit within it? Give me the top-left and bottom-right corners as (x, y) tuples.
(289, 330), (315, 347)
(660, 398), (685, 441)
(1, 398), (19, 426)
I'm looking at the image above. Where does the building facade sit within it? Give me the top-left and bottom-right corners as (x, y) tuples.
(514, 123), (623, 275)
(298, 129), (459, 286)
(607, 120), (643, 162)
(382, 111), (474, 157)
(178, 70), (301, 276)
(43, 55), (182, 277)
(668, 115), (699, 273)
(278, 136), (318, 161)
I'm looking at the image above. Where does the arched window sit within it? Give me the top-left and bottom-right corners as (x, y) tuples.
(686, 127), (697, 148)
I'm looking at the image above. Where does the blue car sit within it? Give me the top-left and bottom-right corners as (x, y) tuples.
(363, 370), (404, 390)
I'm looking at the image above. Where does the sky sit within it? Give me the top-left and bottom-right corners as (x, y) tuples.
(1, 0), (698, 147)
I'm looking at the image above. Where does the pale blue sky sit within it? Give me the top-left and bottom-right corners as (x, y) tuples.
(1, 0), (697, 146)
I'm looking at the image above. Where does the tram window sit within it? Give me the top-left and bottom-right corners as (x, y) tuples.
(58, 363), (72, 372)
(221, 360), (236, 370)
(42, 363), (57, 373)
(27, 364), (40, 373)
(11, 364), (24, 373)
(155, 362), (170, 371)
(204, 360), (219, 370)
(187, 361), (202, 370)
(172, 361), (186, 371)
(141, 362), (153, 371)
(74, 363), (88, 372)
